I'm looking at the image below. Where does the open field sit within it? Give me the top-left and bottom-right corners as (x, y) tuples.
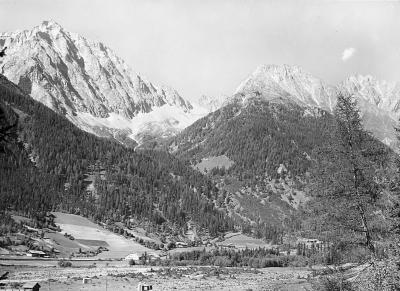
(53, 212), (153, 259)
(0, 262), (312, 291)
(194, 155), (234, 173)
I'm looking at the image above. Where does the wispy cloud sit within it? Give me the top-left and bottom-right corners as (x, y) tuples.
(342, 47), (356, 62)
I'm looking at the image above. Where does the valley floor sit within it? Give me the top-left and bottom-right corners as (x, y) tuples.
(0, 262), (312, 291)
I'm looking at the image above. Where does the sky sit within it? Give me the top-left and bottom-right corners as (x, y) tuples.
(0, 0), (400, 101)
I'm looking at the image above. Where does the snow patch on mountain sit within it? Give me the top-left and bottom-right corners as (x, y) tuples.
(0, 20), (203, 145)
(2, 21), (399, 148)
(72, 103), (207, 145)
(198, 95), (228, 113)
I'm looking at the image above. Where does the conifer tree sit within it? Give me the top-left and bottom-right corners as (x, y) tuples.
(307, 92), (388, 253)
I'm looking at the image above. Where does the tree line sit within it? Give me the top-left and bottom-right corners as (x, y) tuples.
(0, 75), (233, 236)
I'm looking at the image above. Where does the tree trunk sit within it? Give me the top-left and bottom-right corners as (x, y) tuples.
(358, 203), (374, 253)
(353, 164), (374, 253)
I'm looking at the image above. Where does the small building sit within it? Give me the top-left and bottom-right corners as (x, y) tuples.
(147, 252), (160, 261)
(22, 281), (41, 291)
(137, 282), (152, 291)
(176, 242), (188, 248)
(124, 253), (140, 261)
(82, 277), (91, 284)
(27, 250), (46, 257)
(23, 225), (40, 233)
(297, 238), (324, 248)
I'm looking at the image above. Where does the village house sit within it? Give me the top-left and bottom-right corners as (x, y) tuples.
(23, 225), (40, 233)
(137, 282), (153, 291)
(147, 252), (160, 261)
(22, 281), (41, 291)
(26, 250), (46, 257)
(125, 253), (140, 262)
(297, 238), (324, 248)
(176, 241), (188, 248)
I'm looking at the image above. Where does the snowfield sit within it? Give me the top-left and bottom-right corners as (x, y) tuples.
(72, 103), (208, 145)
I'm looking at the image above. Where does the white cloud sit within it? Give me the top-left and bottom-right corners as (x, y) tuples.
(342, 47), (356, 62)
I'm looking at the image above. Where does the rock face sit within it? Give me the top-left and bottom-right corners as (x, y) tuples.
(234, 64), (336, 111)
(234, 64), (400, 147)
(1, 20), (399, 147)
(341, 74), (400, 118)
(198, 94), (228, 113)
(340, 75), (400, 146)
(0, 20), (202, 145)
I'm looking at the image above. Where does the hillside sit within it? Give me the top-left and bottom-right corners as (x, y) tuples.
(163, 66), (393, 240)
(170, 97), (333, 179)
(235, 65), (399, 148)
(0, 74), (232, 238)
(165, 95), (332, 232)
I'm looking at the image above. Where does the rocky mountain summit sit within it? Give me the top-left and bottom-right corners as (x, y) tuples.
(0, 20), (202, 145)
(1, 21), (399, 147)
(198, 94), (228, 113)
(234, 64), (400, 147)
(234, 64), (336, 111)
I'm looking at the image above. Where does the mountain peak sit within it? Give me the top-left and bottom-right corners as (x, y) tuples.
(39, 20), (63, 30)
(0, 21), (199, 145)
(235, 64), (335, 111)
(254, 64), (305, 76)
(31, 20), (65, 37)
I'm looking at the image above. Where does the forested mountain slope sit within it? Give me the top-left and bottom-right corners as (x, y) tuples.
(170, 97), (332, 179)
(164, 80), (392, 239)
(235, 65), (399, 148)
(0, 74), (232, 236)
(165, 95), (332, 230)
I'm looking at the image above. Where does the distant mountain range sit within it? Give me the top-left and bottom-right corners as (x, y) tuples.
(234, 64), (399, 148)
(1, 22), (399, 148)
(0, 21), (207, 146)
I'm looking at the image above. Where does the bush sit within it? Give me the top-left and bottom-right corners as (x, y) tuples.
(355, 259), (400, 291)
(58, 260), (72, 267)
(313, 274), (355, 291)
(287, 255), (308, 267)
(342, 246), (371, 264)
(128, 259), (135, 266)
(213, 256), (232, 267)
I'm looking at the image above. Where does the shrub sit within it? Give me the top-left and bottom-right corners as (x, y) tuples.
(213, 256), (232, 267)
(287, 255), (308, 267)
(128, 259), (135, 266)
(58, 260), (72, 267)
(313, 274), (355, 291)
(343, 246), (371, 264)
(355, 259), (400, 291)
